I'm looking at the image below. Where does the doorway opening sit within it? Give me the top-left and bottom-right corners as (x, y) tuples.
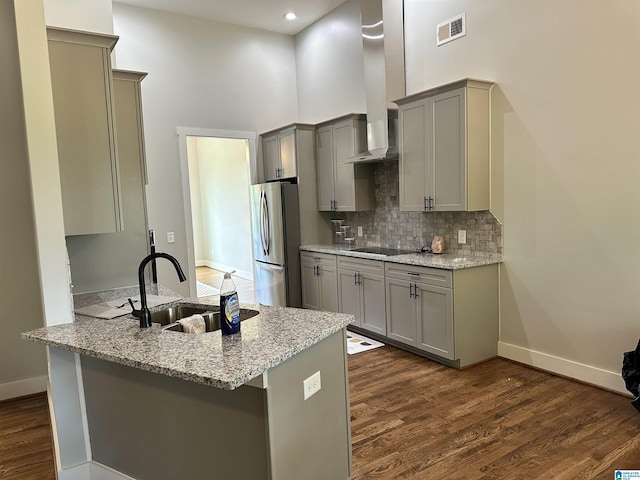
(177, 128), (257, 302)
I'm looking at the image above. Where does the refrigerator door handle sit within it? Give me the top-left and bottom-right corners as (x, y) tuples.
(259, 191), (269, 256)
(258, 263), (284, 273)
(258, 191), (265, 255)
(262, 191), (270, 255)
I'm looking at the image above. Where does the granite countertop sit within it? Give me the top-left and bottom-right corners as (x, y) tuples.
(22, 286), (353, 390)
(299, 244), (502, 270)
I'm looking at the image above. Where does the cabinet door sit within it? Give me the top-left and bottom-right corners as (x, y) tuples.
(399, 100), (429, 212)
(263, 134), (279, 182)
(319, 263), (339, 312)
(316, 125), (334, 211)
(333, 120), (357, 211)
(338, 269), (361, 326)
(301, 260), (320, 310)
(278, 130), (297, 179)
(430, 87), (466, 211)
(385, 278), (416, 346)
(48, 32), (121, 235)
(360, 272), (386, 335)
(416, 283), (454, 359)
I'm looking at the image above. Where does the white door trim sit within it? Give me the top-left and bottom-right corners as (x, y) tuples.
(176, 127), (257, 298)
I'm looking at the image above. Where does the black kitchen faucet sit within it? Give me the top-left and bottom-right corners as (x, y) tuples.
(133, 252), (186, 328)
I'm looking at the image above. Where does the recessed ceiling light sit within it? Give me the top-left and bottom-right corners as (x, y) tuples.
(283, 12), (296, 21)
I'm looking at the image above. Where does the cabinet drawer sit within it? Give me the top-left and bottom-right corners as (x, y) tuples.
(337, 256), (384, 275)
(301, 252), (336, 269)
(384, 263), (452, 288)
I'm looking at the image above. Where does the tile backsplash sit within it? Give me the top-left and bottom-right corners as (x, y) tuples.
(336, 160), (503, 255)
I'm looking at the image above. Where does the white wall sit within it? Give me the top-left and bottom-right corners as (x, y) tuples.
(295, 0), (366, 122)
(190, 137), (253, 278)
(403, 0), (640, 392)
(112, 3), (298, 294)
(0, 0), (49, 400)
(43, 0), (113, 33)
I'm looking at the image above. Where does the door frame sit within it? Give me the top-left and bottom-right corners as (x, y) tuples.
(176, 127), (257, 298)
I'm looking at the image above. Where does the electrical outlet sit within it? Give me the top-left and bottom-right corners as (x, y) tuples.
(303, 371), (321, 400)
(167, 232), (175, 244)
(457, 230), (466, 244)
(357, 226), (363, 237)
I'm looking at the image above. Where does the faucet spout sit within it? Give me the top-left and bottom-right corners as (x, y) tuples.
(138, 252), (186, 328)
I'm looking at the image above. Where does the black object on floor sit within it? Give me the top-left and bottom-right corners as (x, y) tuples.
(622, 338), (640, 412)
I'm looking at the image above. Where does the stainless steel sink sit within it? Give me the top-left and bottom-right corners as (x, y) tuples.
(153, 303), (259, 333)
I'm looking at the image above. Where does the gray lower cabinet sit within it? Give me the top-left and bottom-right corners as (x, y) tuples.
(337, 256), (386, 335)
(301, 251), (499, 367)
(385, 266), (453, 357)
(301, 252), (338, 311)
(385, 262), (498, 367)
(47, 27), (122, 235)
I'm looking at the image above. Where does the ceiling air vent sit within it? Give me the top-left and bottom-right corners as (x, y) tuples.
(436, 13), (466, 46)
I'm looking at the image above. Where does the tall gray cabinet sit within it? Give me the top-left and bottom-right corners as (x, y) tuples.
(395, 79), (493, 212)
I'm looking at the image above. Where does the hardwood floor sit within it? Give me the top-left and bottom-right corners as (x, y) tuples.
(348, 346), (640, 479)
(3, 347), (639, 479)
(196, 266), (255, 304)
(0, 393), (55, 480)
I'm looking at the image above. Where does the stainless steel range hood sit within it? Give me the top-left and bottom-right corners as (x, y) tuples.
(347, 0), (405, 163)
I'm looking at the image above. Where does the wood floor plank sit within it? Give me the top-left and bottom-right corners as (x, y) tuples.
(348, 346), (640, 479)
(0, 393), (56, 480)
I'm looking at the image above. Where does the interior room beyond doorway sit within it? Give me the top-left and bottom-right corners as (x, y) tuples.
(186, 135), (254, 299)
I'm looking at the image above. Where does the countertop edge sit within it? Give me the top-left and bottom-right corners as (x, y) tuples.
(299, 244), (503, 270)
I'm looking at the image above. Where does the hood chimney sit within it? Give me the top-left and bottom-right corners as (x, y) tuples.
(348, 0), (405, 163)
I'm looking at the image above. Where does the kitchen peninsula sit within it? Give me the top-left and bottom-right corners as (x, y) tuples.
(23, 288), (353, 480)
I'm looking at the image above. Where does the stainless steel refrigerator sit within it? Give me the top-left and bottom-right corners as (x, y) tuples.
(250, 182), (302, 307)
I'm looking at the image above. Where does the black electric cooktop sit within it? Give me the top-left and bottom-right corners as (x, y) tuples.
(349, 247), (416, 256)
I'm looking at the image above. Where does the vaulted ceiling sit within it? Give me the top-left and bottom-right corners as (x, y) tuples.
(115, 0), (350, 35)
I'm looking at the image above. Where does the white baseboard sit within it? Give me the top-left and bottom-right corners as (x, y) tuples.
(0, 375), (48, 401)
(498, 341), (629, 395)
(58, 462), (136, 480)
(195, 259), (253, 281)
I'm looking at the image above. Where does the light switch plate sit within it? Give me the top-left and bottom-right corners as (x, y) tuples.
(458, 230), (466, 244)
(357, 226), (363, 237)
(303, 371), (321, 400)
(167, 232), (175, 244)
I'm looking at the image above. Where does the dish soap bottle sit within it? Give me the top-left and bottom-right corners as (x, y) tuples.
(220, 270), (241, 335)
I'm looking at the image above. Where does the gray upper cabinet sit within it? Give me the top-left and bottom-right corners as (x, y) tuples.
(316, 115), (375, 212)
(396, 79), (493, 212)
(66, 70), (151, 291)
(261, 125), (313, 182)
(47, 27), (122, 235)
